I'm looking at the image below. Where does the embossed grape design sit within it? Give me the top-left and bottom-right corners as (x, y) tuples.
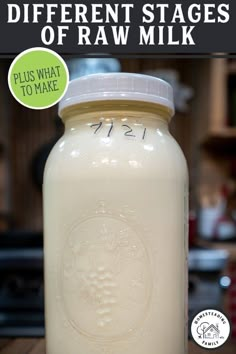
(84, 266), (117, 328)
(62, 215), (151, 339)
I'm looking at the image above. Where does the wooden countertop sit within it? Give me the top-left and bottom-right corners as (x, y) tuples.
(0, 339), (236, 354)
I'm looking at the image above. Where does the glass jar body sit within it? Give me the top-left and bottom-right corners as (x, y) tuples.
(43, 102), (188, 354)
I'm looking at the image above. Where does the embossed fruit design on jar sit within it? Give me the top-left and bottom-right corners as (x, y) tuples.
(43, 73), (188, 354)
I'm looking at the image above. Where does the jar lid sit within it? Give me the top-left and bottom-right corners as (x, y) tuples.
(58, 73), (174, 117)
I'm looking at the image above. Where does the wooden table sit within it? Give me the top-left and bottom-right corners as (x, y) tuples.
(0, 339), (236, 354)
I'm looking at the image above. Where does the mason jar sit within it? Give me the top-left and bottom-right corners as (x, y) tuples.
(43, 73), (188, 354)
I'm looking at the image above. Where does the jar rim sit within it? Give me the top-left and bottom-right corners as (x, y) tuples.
(59, 100), (173, 123)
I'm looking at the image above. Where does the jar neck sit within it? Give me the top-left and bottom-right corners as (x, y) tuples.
(61, 101), (171, 132)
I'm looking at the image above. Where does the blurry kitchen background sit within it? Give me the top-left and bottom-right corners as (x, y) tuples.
(0, 57), (236, 342)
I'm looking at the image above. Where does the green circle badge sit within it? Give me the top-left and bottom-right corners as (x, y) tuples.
(8, 47), (69, 109)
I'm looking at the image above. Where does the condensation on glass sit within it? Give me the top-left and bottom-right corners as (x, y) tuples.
(43, 73), (188, 354)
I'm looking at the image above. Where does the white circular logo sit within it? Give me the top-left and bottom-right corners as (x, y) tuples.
(191, 309), (231, 349)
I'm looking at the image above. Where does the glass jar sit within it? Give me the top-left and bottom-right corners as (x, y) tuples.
(43, 73), (188, 354)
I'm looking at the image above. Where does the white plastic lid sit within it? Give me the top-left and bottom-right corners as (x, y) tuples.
(58, 73), (174, 117)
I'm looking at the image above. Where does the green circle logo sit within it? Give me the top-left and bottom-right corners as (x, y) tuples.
(8, 47), (69, 109)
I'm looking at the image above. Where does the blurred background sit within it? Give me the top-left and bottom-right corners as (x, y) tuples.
(0, 57), (236, 349)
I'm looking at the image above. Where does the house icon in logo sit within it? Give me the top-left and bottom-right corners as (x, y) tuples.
(203, 324), (220, 339)
(197, 322), (221, 340)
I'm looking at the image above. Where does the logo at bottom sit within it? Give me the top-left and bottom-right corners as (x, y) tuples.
(191, 309), (231, 349)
